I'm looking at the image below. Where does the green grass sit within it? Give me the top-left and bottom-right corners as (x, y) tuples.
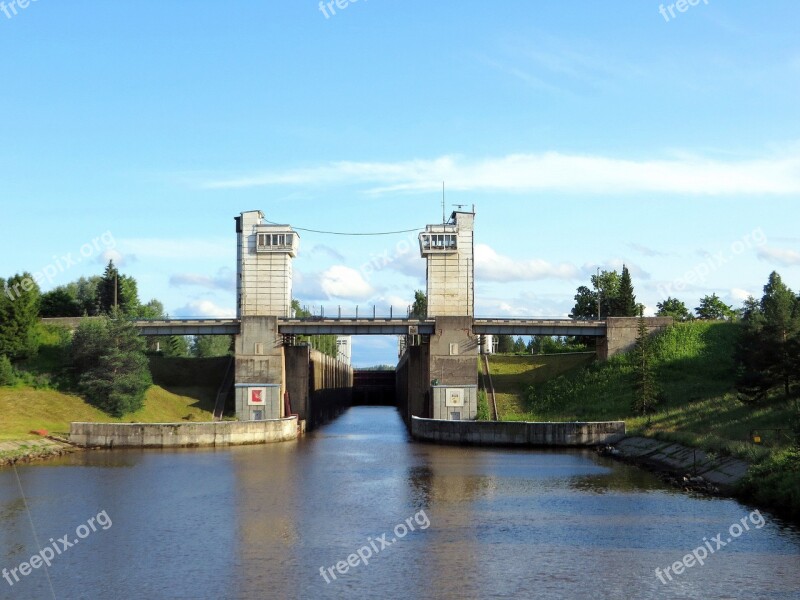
(481, 353), (596, 418)
(1, 328), (224, 442)
(512, 322), (799, 461)
(0, 385), (215, 441)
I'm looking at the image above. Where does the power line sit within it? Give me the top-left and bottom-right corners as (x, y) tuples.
(262, 219), (424, 236)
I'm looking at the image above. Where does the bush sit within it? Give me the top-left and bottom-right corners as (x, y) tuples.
(71, 315), (152, 417)
(0, 355), (16, 386)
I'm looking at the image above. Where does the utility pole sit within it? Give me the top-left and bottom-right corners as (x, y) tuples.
(595, 267), (601, 320)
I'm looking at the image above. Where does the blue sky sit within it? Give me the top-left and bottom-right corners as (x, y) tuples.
(1, 1), (799, 366)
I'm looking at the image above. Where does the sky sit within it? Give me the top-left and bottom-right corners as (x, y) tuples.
(1, 1), (799, 366)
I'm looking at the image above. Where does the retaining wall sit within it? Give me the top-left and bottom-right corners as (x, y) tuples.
(411, 417), (625, 446)
(70, 418), (299, 448)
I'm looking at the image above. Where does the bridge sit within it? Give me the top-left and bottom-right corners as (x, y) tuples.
(132, 317), (608, 337)
(47, 207), (671, 429)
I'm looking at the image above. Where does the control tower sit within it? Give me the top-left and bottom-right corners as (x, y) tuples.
(233, 211), (300, 421)
(418, 209), (478, 420)
(419, 210), (474, 318)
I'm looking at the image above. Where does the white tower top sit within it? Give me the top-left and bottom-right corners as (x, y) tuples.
(420, 210), (474, 317)
(236, 210), (300, 318)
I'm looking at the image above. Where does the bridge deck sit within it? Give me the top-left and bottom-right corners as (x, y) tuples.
(130, 317), (606, 337)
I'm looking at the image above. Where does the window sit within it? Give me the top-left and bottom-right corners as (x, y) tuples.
(419, 233), (457, 252)
(257, 233), (294, 251)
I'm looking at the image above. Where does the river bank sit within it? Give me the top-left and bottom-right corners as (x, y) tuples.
(603, 436), (750, 495)
(0, 438), (76, 467)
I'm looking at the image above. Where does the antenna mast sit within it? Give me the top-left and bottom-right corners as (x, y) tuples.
(442, 181), (446, 225)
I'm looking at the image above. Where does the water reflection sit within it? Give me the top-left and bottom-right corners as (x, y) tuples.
(1, 406), (799, 600)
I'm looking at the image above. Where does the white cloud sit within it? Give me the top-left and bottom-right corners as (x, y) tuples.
(200, 150), (800, 196)
(730, 288), (755, 302)
(96, 248), (134, 267)
(169, 268), (235, 291)
(119, 238), (232, 261)
(173, 300), (235, 318)
(475, 244), (579, 283)
(757, 246), (800, 267)
(320, 265), (374, 301)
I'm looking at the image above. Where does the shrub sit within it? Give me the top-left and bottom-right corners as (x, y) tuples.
(0, 355), (16, 386)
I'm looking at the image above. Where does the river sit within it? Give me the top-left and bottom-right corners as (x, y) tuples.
(1, 406), (799, 599)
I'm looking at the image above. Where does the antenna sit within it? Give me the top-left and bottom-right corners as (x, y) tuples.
(442, 182), (446, 225)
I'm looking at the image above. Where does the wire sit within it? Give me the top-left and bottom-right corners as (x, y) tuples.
(262, 219), (424, 236)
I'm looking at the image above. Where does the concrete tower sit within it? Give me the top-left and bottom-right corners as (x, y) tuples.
(236, 210), (299, 319)
(233, 211), (300, 421)
(418, 209), (478, 420)
(419, 210), (474, 317)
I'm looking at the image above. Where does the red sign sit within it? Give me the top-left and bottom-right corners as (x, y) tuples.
(250, 389), (264, 404)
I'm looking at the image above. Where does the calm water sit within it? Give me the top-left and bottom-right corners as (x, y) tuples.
(2, 406), (800, 600)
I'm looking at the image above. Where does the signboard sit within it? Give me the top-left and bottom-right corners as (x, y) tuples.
(445, 388), (465, 407)
(248, 387), (267, 406)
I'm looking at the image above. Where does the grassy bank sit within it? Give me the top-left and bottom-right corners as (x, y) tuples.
(489, 322), (799, 519)
(1, 328), (223, 444)
(0, 385), (216, 442)
(480, 353), (596, 418)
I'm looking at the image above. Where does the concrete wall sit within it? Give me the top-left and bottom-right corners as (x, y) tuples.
(411, 417), (625, 446)
(70, 418), (299, 448)
(307, 348), (353, 429)
(431, 385), (478, 420)
(598, 317), (674, 360)
(285, 345), (354, 430)
(235, 316), (286, 420)
(396, 343), (430, 426)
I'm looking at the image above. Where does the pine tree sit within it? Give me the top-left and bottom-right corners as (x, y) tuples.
(0, 273), (41, 359)
(614, 265), (638, 317)
(71, 313), (152, 417)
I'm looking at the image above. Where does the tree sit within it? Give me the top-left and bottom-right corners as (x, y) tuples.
(497, 335), (514, 353)
(137, 299), (165, 319)
(656, 297), (693, 322)
(512, 337), (527, 354)
(71, 313), (152, 417)
(0, 273), (41, 360)
(410, 290), (427, 319)
(191, 335), (233, 357)
(569, 286), (597, 320)
(736, 273), (800, 404)
(570, 270), (622, 319)
(633, 308), (659, 422)
(96, 261), (140, 316)
(66, 276), (102, 315)
(40, 287), (82, 317)
(695, 294), (735, 320)
(613, 265), (638, 317)
(0, 355), (16, 386)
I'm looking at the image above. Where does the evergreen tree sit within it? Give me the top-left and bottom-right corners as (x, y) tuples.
(71, 313), (152, 417)
(0, 273), (41, 359)
(736, 272), (800, 403)
(96, 261), (140, 315)
(613, 265), (638, 317)
(497, 335), (514, 353)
